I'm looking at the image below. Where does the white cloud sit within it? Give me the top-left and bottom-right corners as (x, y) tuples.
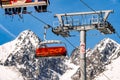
(0, 24), (16, 38)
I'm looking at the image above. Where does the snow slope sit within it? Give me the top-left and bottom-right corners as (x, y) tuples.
(0, 65), (24, 80)
(94, 57), (120, 80)
(60, 59), (79, 80)
(0, 40), (16, 63)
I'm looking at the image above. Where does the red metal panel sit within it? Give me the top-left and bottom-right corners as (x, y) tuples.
(25, 0), (32, 3)
(36, 46), (67, 57)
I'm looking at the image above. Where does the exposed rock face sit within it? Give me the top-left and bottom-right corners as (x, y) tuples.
(0, 30), (68, 80)
(0, 29), (120, 80)
(70, 38), (120, 80)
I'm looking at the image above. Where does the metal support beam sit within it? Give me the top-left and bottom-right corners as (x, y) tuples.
(54, 10), (113, 26)
(52, 10), (115, 80)
(80, 29), (86, 80)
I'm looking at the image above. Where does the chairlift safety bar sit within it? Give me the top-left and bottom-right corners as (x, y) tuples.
(40, 40), (63, 45)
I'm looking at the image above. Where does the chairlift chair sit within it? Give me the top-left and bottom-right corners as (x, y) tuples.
(0, 0), (49, 16)
(35, 40), (67, 57)
(35, 25), (67, 57)
(0, 0), (49, 8)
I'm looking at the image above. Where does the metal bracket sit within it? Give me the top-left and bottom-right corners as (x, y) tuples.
(52, 10), (115, 36)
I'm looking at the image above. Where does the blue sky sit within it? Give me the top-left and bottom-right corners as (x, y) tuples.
(0, 0), (120, 55)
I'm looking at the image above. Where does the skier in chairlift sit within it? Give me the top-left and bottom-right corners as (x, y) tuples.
(3, 0), (27, 15)
(34, 0), (50, 12)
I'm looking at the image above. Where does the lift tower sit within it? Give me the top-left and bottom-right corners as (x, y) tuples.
(52, 10), (115, 80)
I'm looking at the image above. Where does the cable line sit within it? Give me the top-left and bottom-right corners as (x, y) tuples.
(28, 13), (78, 49)
(102, 73), (112, 80)
(115, 31), (120, 39)
(63, 37), (78, 49)
(80, 0), (96, 13)
(28, 13), (51, 27)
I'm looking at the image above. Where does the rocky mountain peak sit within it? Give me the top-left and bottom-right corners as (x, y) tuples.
(15, 29), (41, 48)
(0, 30), (41, 79)
(96, 38), (120, 52)
(0, 30), (68, 80)
(69, 38), (120, 80)
(0, 29), (120, 80)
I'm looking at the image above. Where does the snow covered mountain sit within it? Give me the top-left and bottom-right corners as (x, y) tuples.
(0, 29), (120, 80)
(0, 30), (41, 80)
(0, 65), (24, 80)
(0, 30), (68, 80)
(69, 38), (120, 80)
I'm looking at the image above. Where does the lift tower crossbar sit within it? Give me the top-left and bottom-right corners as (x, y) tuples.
(55, 10), (113, 26)
(52, 10), (115, 80)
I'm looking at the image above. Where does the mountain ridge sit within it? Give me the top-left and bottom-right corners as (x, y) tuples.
(69, 37), (120, 80)
(0, 30), (120, 80)
(0, 30), (68, 80)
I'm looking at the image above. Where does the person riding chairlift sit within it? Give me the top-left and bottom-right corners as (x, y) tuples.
(4, 0), (17, 15)
(0, 0), (2, 8)
(4, 8), (27, 15)
(34, 0), (50, 12)
(42, 0), (50, 11)
(4, 0), (28, 15)
(5, 7), (22, 15)
(22, 0), (33, 14)
(5, 8), (12, 15)
(22, 7), (27, 14)
(0, 0), (12, 15)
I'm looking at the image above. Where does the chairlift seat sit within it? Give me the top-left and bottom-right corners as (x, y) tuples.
(35, 46), (67, 57)
(1, 1), (47, 8)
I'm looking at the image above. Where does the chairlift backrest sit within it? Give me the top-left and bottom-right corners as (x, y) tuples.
(35, 40), (67, 57)
(36, 46), (67, 57)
